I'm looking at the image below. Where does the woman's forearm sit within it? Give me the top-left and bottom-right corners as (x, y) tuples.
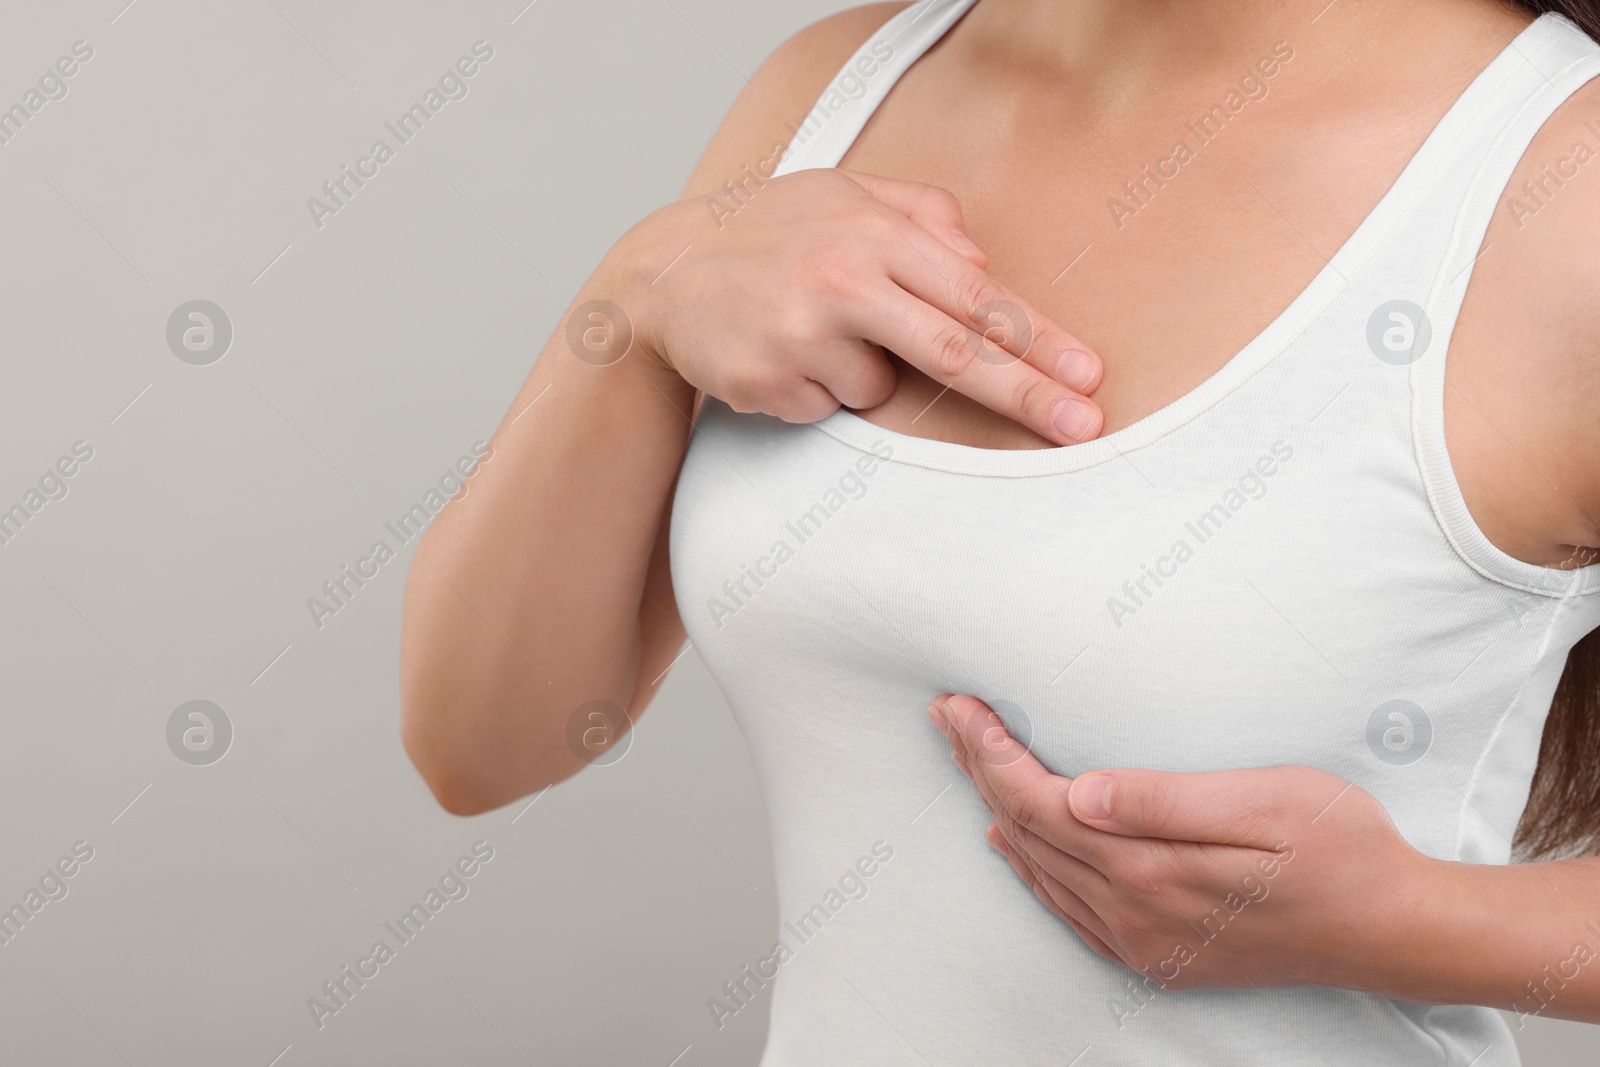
(400, 221), (697, 815)
(1379, 854), (1600, 1023)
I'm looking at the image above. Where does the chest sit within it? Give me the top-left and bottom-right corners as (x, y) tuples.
(835, 48), (1443, 441)
(668, 396), (1561, 862)
(830, 43), (1584, 567)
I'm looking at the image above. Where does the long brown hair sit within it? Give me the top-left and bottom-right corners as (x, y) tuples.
(1499, 0), (1600, 859)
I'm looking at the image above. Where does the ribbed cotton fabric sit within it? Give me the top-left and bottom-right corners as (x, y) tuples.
(669, 4), (1600, 1062)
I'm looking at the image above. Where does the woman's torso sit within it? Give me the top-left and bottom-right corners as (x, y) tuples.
(670, 2), (1600, 1062)
(837, 0), (1597, 570)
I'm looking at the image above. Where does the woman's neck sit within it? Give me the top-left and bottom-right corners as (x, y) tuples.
(951, 0), (1530, 102)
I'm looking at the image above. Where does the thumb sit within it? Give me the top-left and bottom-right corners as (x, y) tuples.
(837, 168), (988, 267)
(1066, 767), (1298, 849)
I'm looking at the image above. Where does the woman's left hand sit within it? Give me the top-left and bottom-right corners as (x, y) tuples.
(927, 693), (1450, 994)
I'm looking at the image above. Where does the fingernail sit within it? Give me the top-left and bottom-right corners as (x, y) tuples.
(926, 702), (946, 734)
(1055, 349), (1099, 393)
(1050, 397), (1096, 442)
(1070, 773), (1114, 820)
(949, 227), (984, 258)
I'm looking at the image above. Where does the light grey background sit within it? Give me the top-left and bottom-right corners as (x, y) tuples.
(0, 1), (1593, 1064)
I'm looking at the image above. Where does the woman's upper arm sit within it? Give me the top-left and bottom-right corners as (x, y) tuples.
(627, 4), (909, 718)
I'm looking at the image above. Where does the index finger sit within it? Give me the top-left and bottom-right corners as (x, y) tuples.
(835, 175), (1105, 444)
(934, 695), (1141, 876)
(880, 236), (1104, 443)
(936, 694), (1072, 826)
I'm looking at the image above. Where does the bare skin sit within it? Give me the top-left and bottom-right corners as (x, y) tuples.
(823, 0), (1600, 1021)
(401, 3), (1078, 814)
(400, 0), (1600, 1017)
(840, 0), (1599, 573)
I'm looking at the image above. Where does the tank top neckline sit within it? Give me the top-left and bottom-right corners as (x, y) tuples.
(799, 9), (1564, 478)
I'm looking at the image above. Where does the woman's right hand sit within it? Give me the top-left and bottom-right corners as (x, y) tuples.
(617, 167), (1105, 445)
(403, 11), (1105, 815)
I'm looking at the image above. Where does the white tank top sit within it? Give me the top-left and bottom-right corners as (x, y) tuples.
(669, 3), (1600, 1062)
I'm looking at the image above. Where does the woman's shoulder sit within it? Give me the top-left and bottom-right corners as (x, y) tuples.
(768, 3), (910, 74)
(1447, 70), (1600, 567)
(679, 3), (910, 199)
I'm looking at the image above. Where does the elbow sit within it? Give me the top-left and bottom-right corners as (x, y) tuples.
(403, 723), (497, 816)
(419, 765), (503, 817)
(401, 696), (567, 816)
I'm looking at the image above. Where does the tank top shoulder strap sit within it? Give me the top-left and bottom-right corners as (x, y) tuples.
(1400, 13), (1600, 597)
(771, 0), (980, 178)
